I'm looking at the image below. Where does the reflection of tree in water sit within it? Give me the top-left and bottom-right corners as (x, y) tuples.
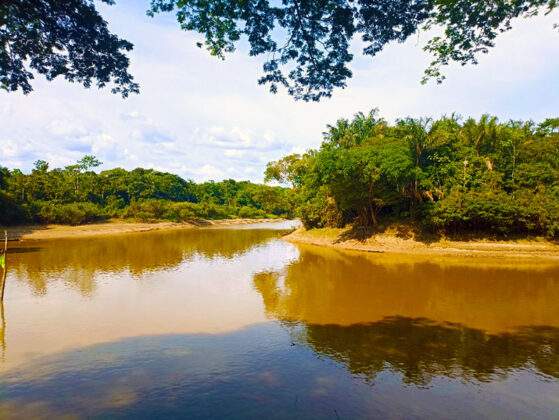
(1, 322), (557, 419)
(253, 247), (559, 332)
(9, 229), (284, 296)
(252, 245), (559, 385)
(290, 317), (559, 386)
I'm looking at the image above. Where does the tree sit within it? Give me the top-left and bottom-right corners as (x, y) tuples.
(3, 1), (555, 101)
(0, 158), (295, 225)
(78, 155), (102, 172)
(268, 110), (559, 236)
(264, 153), (312, 187)
(0, 167), (9, 190)
(149, 0), (558, 101)
(33, 160), (49, 172)
(1, 0), (139, 97)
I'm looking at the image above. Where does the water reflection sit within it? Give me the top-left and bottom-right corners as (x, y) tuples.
(0, 226), (298, 371)
(250, 244), (559, 386)
(8, 228), (287, 296)
(253, 244), (559, 332)
(249, 244), (559, 404)
(1, 227), (559, 418)
(0, 322), (557, 419)
(290, 317), (559, 384)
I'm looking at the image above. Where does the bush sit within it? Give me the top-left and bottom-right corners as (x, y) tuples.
(122, 200), (170, 221)
(299, 187), (342, 229)
(165, 202), (198, 222)
(35, 202), (107, 225)
(425, 189), (559, 238)
(193, 202), (232, 219)
(121, 200), (236, 222)
(0, 191), (28, 225)
(238, 206), (268, 219)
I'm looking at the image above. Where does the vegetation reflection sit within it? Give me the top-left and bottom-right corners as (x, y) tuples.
(288, 317), (559, 385)
(0, 321), (557, 418)
(9, 228), (285, 295)
(252, 245), (559, 383)
(253, 245), (559, 332)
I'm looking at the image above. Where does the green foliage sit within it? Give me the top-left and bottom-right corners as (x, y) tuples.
(121, 200), (270, 222)
(298, 187), (342, 229)
(268, 110), (559, 238)
(3, 1), (555, 100)
(422, 0), (559, 84)
(149, 0), (557, 100)
(0, 157), (294, 226)
(237, 206), (268, 219)
(34, 202), (107, 225)
(0, 191), (27, 225)
(1, 0), (138, 97)
(425, 189), (559, 237)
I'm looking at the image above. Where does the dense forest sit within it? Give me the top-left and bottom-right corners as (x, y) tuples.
(0, 157), (294, 225)
(266, 111), (559, 238)
(3, 111), (558, 236)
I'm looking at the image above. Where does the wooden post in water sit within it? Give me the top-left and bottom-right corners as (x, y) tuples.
(0, 299), (5, 362)
(0, 230), (7, 301)
(0, 231), (7, 362)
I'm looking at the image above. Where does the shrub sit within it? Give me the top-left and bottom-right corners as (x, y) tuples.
(165, 202), (198, 222)
(425, 189), (559, 238)
(193, 202), (232, 219)
(238, 206), (268, 219)
(122, 200), (170, 221)
(299, 187), (342, 229)
(121, 200), (236, 222)
(35, 202), (107, 225)
(0, 191), (28, 225)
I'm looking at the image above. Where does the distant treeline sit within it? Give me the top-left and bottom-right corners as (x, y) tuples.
(265, 111), (559, 238)
(0, 157), (294, 225)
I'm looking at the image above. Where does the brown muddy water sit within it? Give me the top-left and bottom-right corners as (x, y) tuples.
(0, 221), (558, 419)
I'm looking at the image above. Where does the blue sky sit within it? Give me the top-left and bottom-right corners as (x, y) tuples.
(1, 1), (558, 182)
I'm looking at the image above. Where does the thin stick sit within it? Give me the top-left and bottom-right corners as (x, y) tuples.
(0, 231), (6, 301)
(0, 300), (5, 362)
(0, 231), (6, 359)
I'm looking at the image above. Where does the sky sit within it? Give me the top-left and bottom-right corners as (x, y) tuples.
(1, 1), (558, 182)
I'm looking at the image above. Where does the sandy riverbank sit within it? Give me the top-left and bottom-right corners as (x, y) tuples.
(4, 218), (287, 241)
(284, 227), (559, 261)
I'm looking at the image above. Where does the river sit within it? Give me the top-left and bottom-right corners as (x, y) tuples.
(0, 221), (558, 418)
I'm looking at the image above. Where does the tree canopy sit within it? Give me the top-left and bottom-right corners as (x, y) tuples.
(0, 157), (295, 225)
(266, 111), (559, 237)
(150, 0), (558, 100)
(2, 0), (556, 100)
(0, 0), (139, 97)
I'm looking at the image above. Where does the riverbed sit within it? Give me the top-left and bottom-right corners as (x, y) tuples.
(0, 221), (558, 418)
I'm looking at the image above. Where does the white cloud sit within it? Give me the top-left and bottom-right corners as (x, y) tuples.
(197, 126), (285, 152)
(47, 119), (89, 137)
(191, 164), (224, 180)
(224, 149), (245, 158)
(1, 139), (36, 161)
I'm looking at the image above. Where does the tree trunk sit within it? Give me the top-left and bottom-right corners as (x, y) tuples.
(370, 204), (378, 226)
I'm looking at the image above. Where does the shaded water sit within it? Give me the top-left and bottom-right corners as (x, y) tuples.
(0, 222), (558, 418)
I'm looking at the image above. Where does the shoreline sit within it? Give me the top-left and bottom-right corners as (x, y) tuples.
(284, 227), (559, 261)
(4, 218), (288, 241)
(7, 220), (559, 261)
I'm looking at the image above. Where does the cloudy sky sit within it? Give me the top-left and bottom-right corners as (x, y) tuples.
(1, 2), (558, 182)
